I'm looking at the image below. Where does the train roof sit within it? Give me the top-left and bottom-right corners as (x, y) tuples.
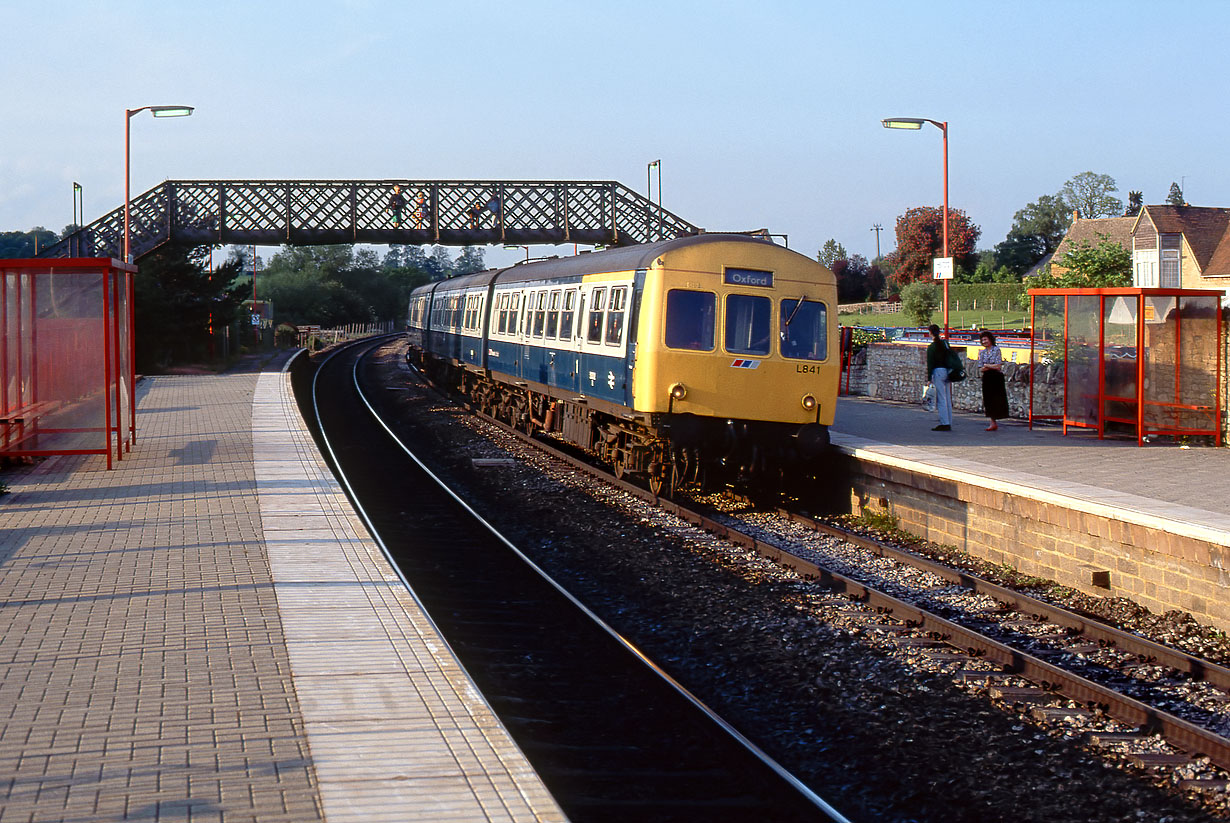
(421, 233), (795, 293)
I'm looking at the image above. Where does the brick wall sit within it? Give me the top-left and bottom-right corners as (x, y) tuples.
(839, 450), (1230, 632)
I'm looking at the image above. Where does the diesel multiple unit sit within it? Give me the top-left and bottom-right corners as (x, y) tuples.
(406, 234), (839, 493)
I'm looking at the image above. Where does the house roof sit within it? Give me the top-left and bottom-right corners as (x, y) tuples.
(1052, 216), (1136, 261)
(1137, 205), (1230, 276)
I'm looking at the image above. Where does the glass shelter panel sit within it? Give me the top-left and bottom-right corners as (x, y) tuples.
(1101, 295), (1138, 431)
(1065, 295), (1102, 429)
(1172, 295), (1220, 434)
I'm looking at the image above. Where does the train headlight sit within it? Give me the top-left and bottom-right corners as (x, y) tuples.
(801, 394), (817, 411)
(669, 382), (688, 401)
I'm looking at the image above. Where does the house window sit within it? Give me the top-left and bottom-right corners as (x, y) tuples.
(1161, 250), (1180, 288)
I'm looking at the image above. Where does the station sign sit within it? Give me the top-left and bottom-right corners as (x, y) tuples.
(724, 268), (774, 288)
(932, 257), (954, 280)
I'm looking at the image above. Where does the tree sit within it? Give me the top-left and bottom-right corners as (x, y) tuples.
(134, 245), (245, 371)
(1059, 171), (1122, 219)
(1125, 191), (1143, 216)
(1167, 182), (1185, 206)
(996, 193), (1071, 274)
(885, 206), (980, 287)
(1035, 236), (1131, 288)
(454, 245), (486, 275)
(900, 281), (941, 326)
(0, 227), (60, 258)
(832, 254), (876, 302)
(817, 239), (847, 269)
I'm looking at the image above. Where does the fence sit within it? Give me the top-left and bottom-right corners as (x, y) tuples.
(297, 320), (398, 348)
(838, 301), (900, 315)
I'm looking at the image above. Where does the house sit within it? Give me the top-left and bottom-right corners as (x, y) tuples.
(1130, 205), (1230, 295)
(1050, 213), (1136, 277)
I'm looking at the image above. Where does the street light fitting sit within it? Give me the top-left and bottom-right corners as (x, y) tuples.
(127, 105), (194, 119)
(881, 117), (924, 129)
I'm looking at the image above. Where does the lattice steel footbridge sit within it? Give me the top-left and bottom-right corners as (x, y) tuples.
(41, 180), (702, 261)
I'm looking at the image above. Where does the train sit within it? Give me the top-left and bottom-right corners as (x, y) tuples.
(405, 233), (839, 494)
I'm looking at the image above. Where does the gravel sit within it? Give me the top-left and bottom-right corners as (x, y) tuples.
(365, 341), (1230, 822)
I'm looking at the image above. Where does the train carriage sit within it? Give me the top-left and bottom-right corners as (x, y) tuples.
(407, 234), (838, 493)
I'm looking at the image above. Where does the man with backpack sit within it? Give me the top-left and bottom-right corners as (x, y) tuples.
(925, 324), (957, 431)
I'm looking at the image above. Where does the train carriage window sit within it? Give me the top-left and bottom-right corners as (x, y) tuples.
(533, 291), (547, 337)
(725, 294), (771, 355)
(496, 294), (509, 334)
(665, 289), (716, 351)
(605, 287), (627, 346)
(587, 288), (607, 343)
(779, 299), (828, 361)
(560, 290), (575, 341)
(546, 290), (561, 338)
(509, 293), (521, 335)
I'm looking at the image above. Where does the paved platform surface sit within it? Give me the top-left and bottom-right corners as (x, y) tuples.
(832, 396), (1230, 544)
(0, 359), (564, 822)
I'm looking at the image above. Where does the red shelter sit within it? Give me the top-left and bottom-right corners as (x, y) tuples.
(1028, 287), (1223, 446)
(1, 258), (136, 469)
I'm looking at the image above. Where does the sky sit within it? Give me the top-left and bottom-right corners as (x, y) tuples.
(4, 0), (1229, 269)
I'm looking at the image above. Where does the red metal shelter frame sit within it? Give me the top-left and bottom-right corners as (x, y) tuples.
(1028, 287), (1223, 446)
(0, 258), (136, 469)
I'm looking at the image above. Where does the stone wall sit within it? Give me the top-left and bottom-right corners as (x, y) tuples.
(844, 342), (1062, 419)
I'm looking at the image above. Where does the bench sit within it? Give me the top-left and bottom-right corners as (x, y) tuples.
(1, 401), (56, 450)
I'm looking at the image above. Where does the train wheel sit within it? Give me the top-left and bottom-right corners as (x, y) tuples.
(648, 462), (673, 497)
(613, 450), (627, 480)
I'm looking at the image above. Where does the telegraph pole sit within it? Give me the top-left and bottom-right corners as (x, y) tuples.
(870, 223), (883, 259)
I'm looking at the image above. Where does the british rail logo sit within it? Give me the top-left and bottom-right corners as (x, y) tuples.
(730, 359), (760, 369)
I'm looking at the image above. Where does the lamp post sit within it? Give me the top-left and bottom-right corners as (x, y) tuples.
(125, 105), (193, 263)
(882, 116), (949, 334)
(72, 182), (82, 255)
(647, 159), (661, 240)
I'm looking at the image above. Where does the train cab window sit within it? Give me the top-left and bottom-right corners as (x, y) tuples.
(559, 290), (575, 341)
(725, 294), (770, 355)
(605, 287), (627, 346)
(665, 289), (715, 351)
(546, 290), (561, 338)
(780, 299), (828, 361)
(587, 288), (607, 343)
(533, 291), (547, 337)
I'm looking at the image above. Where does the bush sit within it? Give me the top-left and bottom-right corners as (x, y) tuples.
(900, 281), (941, 326)
(275, 324), (298, 348)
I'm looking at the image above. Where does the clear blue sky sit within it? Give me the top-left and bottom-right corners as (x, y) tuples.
(4, 0), (1227, 267)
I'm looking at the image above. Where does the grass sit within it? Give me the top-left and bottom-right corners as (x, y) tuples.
(840, 309), (1030, 329)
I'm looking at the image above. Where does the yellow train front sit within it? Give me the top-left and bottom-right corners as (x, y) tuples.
(626, 235), (837, 492)
(407, 233), (838, 494)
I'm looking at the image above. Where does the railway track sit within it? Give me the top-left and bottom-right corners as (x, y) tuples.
(387, 341), (1230, 793)
(297, 338), (850, 823)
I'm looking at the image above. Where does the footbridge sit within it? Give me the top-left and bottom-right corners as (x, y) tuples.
(40, 180), (701, 261)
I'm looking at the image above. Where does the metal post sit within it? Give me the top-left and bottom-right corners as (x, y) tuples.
(128, 266), (137, 447)
(1138, 293), (1147, 446)
(102, 269), (113, 469)
(941, 121), (949, 337)
(124, 111), (132, 263)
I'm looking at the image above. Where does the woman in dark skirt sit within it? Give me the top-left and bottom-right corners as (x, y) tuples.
(978, 331), (1010, 431)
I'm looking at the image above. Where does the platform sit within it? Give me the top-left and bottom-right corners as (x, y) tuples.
(0, 358), (565, 822)
(831, 396), (1230, 630)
